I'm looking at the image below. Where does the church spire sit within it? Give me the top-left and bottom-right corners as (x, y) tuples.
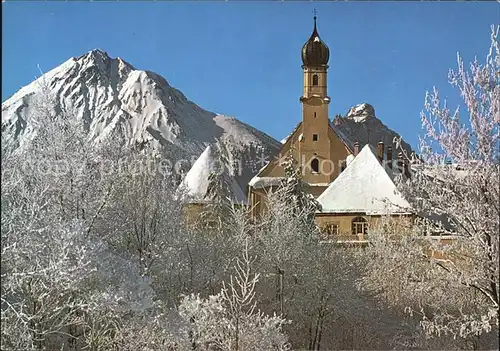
(313, 9), (318, 32)
(301, 12), (330, 67)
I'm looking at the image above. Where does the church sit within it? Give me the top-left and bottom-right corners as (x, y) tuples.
(247, 15), (414, 240)
(180, 15), (415, 239)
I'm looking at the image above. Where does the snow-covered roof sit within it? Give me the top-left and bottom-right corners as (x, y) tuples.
(248, 176), (285, 189)
(345, 154), (355, 167)
(317, 144), (412, 215)
(178, 145), (247, 204)
(248, 176), (330, 190)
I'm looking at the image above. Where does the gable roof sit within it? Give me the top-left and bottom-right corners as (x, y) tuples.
(249, 120), (362, 190)
(317, 144), (411, 215)
(178, 145), (247, 204)
(249, 122), (303, 182)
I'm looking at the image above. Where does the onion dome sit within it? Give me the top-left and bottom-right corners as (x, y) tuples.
(301, 16), (330, 66)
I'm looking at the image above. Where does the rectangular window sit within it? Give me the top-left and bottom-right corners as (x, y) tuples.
(352, 222), (368, 235)
(313, 134), (318, 142)
(323, 223), (339, 236)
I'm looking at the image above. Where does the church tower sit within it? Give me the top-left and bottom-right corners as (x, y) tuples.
(299, 15), (332, 184)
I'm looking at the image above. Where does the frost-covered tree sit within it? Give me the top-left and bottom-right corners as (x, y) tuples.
(1, 86), (157, 350)
(102, 143), (185, 276)
(199, 141), (239, 233)
(360, 25), (499, 343)
(250, 182), (409, 350)
(278, 154), (321, 230)
(171, 239), (290, 351)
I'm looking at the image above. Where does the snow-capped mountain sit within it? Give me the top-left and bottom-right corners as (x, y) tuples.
(333, 103), (415, 157)
(1, 49), (282, 170)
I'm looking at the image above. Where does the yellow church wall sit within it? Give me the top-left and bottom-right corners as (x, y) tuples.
(302, 66), (328, 98)
(249, 184), (327, 218)
(248, 123), (353, 217)
(327, 127), (351, 179)
(249, 189), (264, 219)
(183, 203), (205, 227)
(248, 186), (281, 219)
(315, 213), (415, 241)
(259, 123), (300, 178)
(300, 101), (333, 185)
(259, 125), (351, 184)
(309, 186), (327, 198)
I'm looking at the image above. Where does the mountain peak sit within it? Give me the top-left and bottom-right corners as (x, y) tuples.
(346, 103), (375, 123)
(2, 49), (281, 173)
(75, 49), (110, 64)
(331, 102), (414, 157)
(73, 49), (135, 73)
(80, 48), (109, 58)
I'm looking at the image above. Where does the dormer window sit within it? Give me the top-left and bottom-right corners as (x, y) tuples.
(311, 158), (319, 173)
(313, 134), (318, 142)
(312, 74), (319, 86)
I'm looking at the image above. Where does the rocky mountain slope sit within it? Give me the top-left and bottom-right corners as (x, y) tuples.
(1, 49), (282, 182)
(2, 50), (415, 196)
(333, 103), (415, 157)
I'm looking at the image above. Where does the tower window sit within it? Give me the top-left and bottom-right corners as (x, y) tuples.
(312, 74), (319, 86)
(313, 134), (318, 141)
(314, 112), (317, 118)
(311, 158), (319, 173)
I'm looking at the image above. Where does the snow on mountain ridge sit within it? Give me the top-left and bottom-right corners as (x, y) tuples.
(333, 103), (415, 157)
(2, 49), (282, 164)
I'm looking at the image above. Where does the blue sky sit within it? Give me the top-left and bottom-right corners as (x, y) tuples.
(2, 2), (498, 148)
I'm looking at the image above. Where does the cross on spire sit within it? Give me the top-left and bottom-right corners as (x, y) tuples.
(313, 9), (318, 31)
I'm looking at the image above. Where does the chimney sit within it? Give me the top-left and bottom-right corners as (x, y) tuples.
(377, 141), (384, 163)
(397, 152), (410, 178)
(397, 152), (404, 174)
(404, 159), (410, 178)
(334, 115), (341, 126)
(387, 146), (393, 169)
(354, 141), (359, 156)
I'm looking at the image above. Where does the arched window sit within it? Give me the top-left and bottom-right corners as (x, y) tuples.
(311, 158), (319, 173)
(312, 74), (319, 86)
(351, 217), (368, 235)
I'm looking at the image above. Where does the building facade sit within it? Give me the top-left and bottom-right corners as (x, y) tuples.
(248, 16), (414, 239)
